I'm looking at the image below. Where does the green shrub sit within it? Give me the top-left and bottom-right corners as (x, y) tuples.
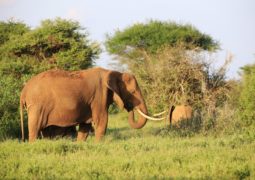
(0, 18), (101, 71)
(0, 75), (27, 140)
(238, 64), (255, 126)
(0, 20), (29, 45)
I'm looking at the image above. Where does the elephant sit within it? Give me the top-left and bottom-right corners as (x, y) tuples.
(169, 105), (192, 125)
(20, 67), (151, 142)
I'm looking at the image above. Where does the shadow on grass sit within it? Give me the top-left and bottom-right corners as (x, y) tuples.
(106, 127), (131, 141)
(151, 116), (203, 138)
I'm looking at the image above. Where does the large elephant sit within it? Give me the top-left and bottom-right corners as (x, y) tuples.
(20, 67), (150, 142)
(169, 105), (192, 125)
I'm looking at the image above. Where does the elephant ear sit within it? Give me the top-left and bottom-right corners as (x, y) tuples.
(106, 71), (124, 110)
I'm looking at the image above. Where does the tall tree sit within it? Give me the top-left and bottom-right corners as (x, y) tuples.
(105, 20), (219, 57)
(105, 20), (232, 133)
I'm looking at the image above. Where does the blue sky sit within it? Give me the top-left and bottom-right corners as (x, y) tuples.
(0, 0), (254, 78)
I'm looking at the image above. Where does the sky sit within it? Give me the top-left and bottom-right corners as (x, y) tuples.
(0, 0), (254, 78)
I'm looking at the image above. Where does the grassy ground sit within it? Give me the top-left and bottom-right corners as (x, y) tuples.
(0, 112), (254, 179)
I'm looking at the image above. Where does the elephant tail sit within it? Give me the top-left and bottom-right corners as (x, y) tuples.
(20, 98), (25, 142)
(169, 105), (175, 126)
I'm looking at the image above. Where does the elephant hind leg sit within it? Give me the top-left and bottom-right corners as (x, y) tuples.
(77, 123), (94, 141)
(28, 107), (43, 142)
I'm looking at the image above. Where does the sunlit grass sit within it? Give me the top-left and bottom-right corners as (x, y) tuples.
(0, 113), (254, 179)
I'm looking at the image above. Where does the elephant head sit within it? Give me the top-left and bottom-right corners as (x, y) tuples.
(107, 71), (148, 129)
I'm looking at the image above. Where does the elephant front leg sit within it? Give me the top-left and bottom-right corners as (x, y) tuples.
(93, 112), (108, 142)
(95, 126), (107, 142)
(77, 123), (93, 141)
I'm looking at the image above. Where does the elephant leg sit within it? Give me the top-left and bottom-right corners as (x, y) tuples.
(94, 115), (108, 142)
(77, 123), (93, 141)
(28, 107), (41, 142)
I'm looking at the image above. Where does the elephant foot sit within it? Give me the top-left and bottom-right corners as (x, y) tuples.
(77, 132), (89, 141)
(77, 123), (94, 141)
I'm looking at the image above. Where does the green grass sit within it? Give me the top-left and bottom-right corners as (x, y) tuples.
(0, 112), (254, 179)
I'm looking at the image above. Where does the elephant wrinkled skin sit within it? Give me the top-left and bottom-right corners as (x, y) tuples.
(20, 67), (148, 142)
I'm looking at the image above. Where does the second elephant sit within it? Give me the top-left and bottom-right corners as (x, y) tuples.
(170, 105), (192, 125)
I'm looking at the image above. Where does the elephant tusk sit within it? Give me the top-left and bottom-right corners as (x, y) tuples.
(136, 108), (165, 121)
(153, 110), (167, 117)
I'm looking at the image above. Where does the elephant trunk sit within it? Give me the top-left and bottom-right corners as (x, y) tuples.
(128, 102), (148, 129)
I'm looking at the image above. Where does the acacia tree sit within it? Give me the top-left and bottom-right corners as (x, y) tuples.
(105, 20), (219, 75)
(105, 20), (233, 132)
(106, 20), (219, 55)
(105, 20), (220, 105)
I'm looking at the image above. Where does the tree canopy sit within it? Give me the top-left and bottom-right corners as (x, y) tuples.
(0, 20), (29, 45)
(105, 20), (219, 56)
(0, 18), (101, 76)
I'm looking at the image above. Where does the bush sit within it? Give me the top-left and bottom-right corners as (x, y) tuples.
(0, 18), (101, 71)
(238, 64), (255, 126)
(0, 20), (29, 45)
(118, 46), (234, 134)
(0, 75), (27, 140)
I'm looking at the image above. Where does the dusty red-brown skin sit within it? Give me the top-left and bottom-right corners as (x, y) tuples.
(20, 67), (148, 142)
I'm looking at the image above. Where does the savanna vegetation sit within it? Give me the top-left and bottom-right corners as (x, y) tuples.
(0, 18), (100, 139)
(0, 114), (254, 179)
(0, 19), (254, 179)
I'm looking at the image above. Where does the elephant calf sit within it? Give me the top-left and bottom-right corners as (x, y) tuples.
(41, 126), (77, 139)
(41, 124), (94, 139)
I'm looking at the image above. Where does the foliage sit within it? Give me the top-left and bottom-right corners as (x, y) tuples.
(0, 20), (29, 45)
(0, 18), (101, 139)
(105, 20), (219, 56)
(0, 113), (254, 179)
(238, 64), (255, 126)
(0, 18), (101, 72)
(105, 21), (238, 134)
(0, 76), (24, 140)
(120, 46), (233, 133)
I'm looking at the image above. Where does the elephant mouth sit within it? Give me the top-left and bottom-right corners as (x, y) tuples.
(124, 102), (134, 112)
